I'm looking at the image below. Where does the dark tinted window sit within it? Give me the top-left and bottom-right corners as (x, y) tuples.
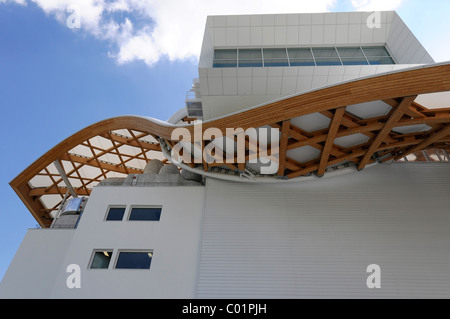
(106, 207), (126, 221)
(115, 251), (153, 269)
(129, 207), (162, 221)
(90, 251), (113, 269)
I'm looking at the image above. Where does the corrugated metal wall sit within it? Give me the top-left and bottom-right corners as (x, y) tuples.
(196, 163), (450, 298)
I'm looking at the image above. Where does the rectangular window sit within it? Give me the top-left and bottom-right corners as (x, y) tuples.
(312, 47), (341, 66)
(287, 48), (314, 59)
(312, 47), (339, 58)
(238, 49), (263, 67)
(128, 207), (162, 221)
(213, 46), (395, 68)
(341, 57), (369, 65)
(90, 250), (113, 269)
(213, 49), (237, 67)
(362, 46), (395, 65)
(263, 48), (289, 67)
(115, 251), (153, 269)
(337, 47), (369, 65)
(106, 206), (126, 221)
(366, 56), (395, 65)
(336, 47), (365, 58)
(362, 46), (390, 57)
(287, 48), (315, 66)
(315, 58), (341, 66)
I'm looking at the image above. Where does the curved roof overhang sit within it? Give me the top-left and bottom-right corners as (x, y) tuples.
(11, 62), (450, 227)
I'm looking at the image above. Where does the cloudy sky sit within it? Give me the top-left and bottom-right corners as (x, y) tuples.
(1, 0), (450, 281)
(2, 0), (450, 67)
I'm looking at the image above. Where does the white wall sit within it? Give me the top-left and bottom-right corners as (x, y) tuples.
(198, 12), (434, 120)
(199, 12), (397, 67)
(196, 163), (450, 298)
(199, 64), (421, 119)
(4, 164), (450, 299)
(0, 229), (75, 298)
(387, 12), (434, 64)
(1, 184), (205, 299)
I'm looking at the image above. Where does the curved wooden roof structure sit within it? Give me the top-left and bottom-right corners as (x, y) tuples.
(11, 63), (450, 227)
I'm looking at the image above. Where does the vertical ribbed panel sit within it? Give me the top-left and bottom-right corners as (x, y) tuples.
(196, 163), (450, 298)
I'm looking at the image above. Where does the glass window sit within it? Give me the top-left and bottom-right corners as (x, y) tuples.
(238, 49), (263, 67)
(337, 47), (365, 58)
(312, 48), (341, 66)
(341, 58), (369, 65)
(315, 58), (341, 66)
(263, 48), (288, 67)
(263, 48), (287, 59)
(287, 48), (315, 66)
(367, 56), (395, 65)
(90, 250), (113, 269)
(362, 46), (394, 65)
(213, 60), (237, 68)
(214, 49), (237, 59)
(264, 59), (289, 67)
(213, 49), (237, 67)
(128, 207), (162, 221)
(212, 46), (394, 68)
(115, 251), (153, 269)
(106, 207), (126, 221)
(312, 48), (339, 58)
(362, 46), (390, 57)
(289, 60), (316, 66)
(287, 48), (313, 59)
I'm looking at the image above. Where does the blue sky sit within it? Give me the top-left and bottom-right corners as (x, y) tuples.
(1, 0), (450, 282)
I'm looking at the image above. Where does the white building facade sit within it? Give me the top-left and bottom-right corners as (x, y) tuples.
(2, 11), (450, 299)
(198, 11), (433, 120)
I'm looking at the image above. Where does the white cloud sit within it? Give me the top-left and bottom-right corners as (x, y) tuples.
(124, 0), (338, 63)
(351, 0), (403, 11)
(5, 0), (411, 67)
(17, 0), (338, 66)
(30, 0), (105, 35)
(0, 0), (27, 5)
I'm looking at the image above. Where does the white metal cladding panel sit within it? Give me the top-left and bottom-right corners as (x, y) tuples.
(196, 163), (450, 298)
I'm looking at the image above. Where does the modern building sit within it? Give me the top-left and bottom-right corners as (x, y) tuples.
(1, 11), (450, 299)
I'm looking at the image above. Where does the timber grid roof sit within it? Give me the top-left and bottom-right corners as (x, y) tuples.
(10, 63), (450, 227)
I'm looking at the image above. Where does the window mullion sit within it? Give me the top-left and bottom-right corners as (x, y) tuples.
(286, 48), (290, 67)
(261, 48), (264, 67)
(310, 47), (317, 66)
(335, 47), (343, 66)
(360, 46), (370, 65)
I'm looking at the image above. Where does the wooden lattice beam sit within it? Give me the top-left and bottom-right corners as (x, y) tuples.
(277, 120), (291, 176)
(317, 107), (346, 177)
(394, 125), (450, 161)
(358, 96), (417, 170)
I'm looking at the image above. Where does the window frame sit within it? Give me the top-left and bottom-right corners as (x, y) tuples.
(105, 205), (127, 221)
(114, 250), (154, 270)
(212, 45), (395, 68)
(89, 249), (114, 270)
(127, 205), (163, 221)
(262, 48), (289, 67)
(213, 49), (238, 68)
(238, 48), (263, 67)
